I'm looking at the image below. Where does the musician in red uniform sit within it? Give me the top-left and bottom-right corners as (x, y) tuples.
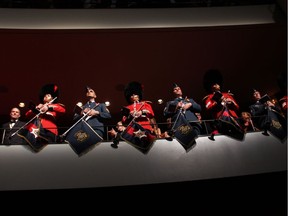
(203, 69), (244, 141)
(122, 81), (155, 133)
(25, 84), (66, 142)
(204, 83), (240, 120)
(109, 81), (158, 149)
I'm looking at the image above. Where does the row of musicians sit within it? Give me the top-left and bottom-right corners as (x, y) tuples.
(1, 82), (287, 145)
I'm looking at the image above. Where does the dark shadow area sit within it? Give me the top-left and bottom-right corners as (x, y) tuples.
(0, 0), (276, 9)
(1, 171), (286, 215)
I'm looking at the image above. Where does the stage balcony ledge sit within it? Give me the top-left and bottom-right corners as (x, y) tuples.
(0, 119), (286, 191)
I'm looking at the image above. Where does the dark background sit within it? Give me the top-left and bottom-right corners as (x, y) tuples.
(0, 22), (286, 127)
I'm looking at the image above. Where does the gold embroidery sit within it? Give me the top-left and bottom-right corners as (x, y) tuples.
(178, 125), (192, 135)
(74, 130), (89, 142)
(271, 120), (282, 129)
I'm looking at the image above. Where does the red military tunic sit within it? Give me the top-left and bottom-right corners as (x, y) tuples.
(204, 91), (243, 138)
(26, 103), (66, 135)
(122, 101), (155, 132)
(204, 92), (239, 119)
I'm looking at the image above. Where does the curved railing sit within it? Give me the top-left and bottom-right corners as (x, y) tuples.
(0, 116), (273, 144)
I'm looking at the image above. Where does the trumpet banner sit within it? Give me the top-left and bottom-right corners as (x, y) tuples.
(65, 120), (103, 156)
(173, 113), (198, 150)
(17, 118), (49, 152)
(121, 122), (156, 154)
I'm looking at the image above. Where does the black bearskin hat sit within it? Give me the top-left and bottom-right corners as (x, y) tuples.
(203, 69), (223, 92)
(39, 84), (59, 103)
(124, 81), (143, 104)
(173, 83), (179, 89)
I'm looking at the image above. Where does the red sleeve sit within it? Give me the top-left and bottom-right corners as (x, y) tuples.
(205, 94), (217, 111)
(49, 103), (66, 114)
(144, 103), (154, 118)
(226, 94), (239, 111)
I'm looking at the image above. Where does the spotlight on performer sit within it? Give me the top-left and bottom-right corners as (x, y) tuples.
(19, 102), (25, 108)
(157, 99), (163, 104)
(105, 101), (110, 107)
(76, 102), (83, 107)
